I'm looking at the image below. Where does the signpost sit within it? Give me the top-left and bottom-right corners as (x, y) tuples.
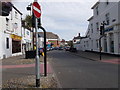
(32, 1), (41, 87)
(33, 2), (41, 18)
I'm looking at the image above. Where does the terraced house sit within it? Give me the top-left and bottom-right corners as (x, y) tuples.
(0, 2), (22, 59)
(75, 1), (120, 55)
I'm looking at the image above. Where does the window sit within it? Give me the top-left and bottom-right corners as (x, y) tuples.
(91, 24), (93, 33)
(6, 38), (9, 49)
(105, 13), (110, 25)
(15, 11), (17, 19)
(6, 18), (9, 31)
(27, 31), (29, 35)
(96, 22), (99, 31)
(96, 40), (99, 48)
(96, 6), (99, 15)
(86, 41), (89, 48)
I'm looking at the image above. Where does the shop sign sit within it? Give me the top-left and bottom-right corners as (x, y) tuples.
(104, 27), (114, 33)
(11, 34), (22, 41)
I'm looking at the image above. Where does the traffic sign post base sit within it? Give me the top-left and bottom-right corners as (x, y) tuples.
(36, 79), (40, 87)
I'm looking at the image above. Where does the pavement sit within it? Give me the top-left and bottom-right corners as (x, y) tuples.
(0, 54), (59, 88)
(70, 50), (120, 64)
(1, 55), (52, 74)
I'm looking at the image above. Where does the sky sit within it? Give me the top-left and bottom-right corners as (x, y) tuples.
(11, 0), (98, 41)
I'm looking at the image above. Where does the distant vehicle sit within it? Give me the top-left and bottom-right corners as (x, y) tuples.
(69, 47), (77, 52)
(53, 47), (58, 50)
(58, 47), (63, 50)
(47, 47), (51, 51)
(65, 47), (70, 51)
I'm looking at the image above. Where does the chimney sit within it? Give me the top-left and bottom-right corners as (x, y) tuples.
(78, 33), (80, 37)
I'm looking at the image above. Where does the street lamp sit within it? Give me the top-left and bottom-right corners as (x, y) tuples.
(99, 21), (108, 60)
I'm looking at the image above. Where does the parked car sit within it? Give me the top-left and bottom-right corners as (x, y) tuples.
(58, 47), (63, 50)
(47, 47), (51, 51)
(65, 47), (70, 51)
(69, 47), (77, 52)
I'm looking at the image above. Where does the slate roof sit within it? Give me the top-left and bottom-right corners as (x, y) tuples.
(73, 36), (81, 40)
(38, 32), (59, 39)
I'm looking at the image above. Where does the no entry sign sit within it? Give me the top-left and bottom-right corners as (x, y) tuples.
(32, 2), (41, 18)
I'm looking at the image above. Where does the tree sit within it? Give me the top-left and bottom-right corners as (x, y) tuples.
(66, 40), (73, 48)
(22, 15), (32, 30)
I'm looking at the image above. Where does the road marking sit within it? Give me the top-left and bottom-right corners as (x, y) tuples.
(101, 59), (120, 64)
(0, 63), (53, 74)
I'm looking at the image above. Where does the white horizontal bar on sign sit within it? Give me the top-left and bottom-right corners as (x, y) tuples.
(33, 6), (41, 14)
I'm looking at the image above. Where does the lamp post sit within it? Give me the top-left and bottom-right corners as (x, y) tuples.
(99, 21), (108, 60)
(26, 3), (35, 50)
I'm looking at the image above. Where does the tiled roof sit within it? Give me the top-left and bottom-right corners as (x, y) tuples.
(38, 32), (59, 39)
(73, 36), (81, 40)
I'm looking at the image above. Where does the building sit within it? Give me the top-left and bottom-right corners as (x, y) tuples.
(76, 1), (120, 55)
(38, 32), (60, 48)
(0, 2), (22, 59)
(73, 33), (81, 44)
(22, 27), (32, 54)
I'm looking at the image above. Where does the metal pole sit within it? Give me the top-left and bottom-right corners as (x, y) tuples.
(35, 17), (40, 87)
(99, 37), (102, 60)
(39, 26), (47, 76)
(34, 0), (40, 87)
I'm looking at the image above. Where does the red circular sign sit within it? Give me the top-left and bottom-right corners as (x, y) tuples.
(32, 2), (41, 18)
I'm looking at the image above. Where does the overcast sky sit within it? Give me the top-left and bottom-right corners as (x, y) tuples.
(12, 0), (98, 40)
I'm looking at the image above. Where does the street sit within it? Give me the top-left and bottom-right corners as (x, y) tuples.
(48, 50), (118, 88)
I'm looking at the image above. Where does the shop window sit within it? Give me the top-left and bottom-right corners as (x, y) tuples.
(6, 38), (9, 49)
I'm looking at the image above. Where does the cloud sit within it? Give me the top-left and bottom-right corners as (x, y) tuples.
(13, 1), (97, 40)
(40, 2), (92, 40)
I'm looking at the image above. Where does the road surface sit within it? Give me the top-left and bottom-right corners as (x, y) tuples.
(48, 50), (118, 88)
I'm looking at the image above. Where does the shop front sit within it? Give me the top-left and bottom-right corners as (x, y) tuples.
(11, 34), (22, 54)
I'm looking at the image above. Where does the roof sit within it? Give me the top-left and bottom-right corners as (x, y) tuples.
(38, 32), (59, 39)
(73, 36), (81, 40)
(12, 5), (23, 15)
(91, 2), (99, 9)
(87, 16), (94, 21)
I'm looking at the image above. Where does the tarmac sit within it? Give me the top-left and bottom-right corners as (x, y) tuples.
(0, 50), (120, 88)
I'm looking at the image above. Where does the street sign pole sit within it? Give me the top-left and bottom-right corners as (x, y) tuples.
(33, 0), (40, 87)
(35, 17), (40, 87)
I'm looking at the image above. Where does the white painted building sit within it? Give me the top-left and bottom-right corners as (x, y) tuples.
(0, 3), (22, 59)
(75, 1), (120, 55)
(22, 27), (32, 54)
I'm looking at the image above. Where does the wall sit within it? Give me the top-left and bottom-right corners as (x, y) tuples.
(75, 2), (120, 55)
(0, 6), (22, 59)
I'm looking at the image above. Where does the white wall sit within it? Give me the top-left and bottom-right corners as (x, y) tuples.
(75, 1), (120, 54)
(0, 16), (12, 59)
(0, 6), (22, 59)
